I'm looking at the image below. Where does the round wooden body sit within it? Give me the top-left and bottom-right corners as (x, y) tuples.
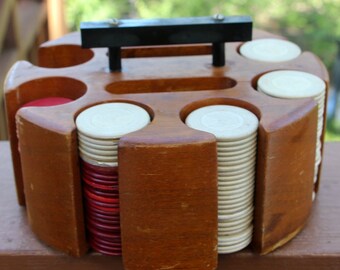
(4, 29), (329, 270)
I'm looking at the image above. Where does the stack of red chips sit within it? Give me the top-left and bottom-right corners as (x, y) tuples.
(81, 160), (122, 256)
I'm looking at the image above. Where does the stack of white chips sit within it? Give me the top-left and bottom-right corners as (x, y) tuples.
(240, 38), (301, 62)
(186, 105), (259, 254)
(76, 102), (151, 167)
(257, 70), (326, 199)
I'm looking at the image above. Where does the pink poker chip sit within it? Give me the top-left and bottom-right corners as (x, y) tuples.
(21, 97), (73, 107)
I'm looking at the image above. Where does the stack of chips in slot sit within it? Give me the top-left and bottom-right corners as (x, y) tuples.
(240, 38), (301, 62)
(185, 105), (259, 254)
(257, 70), (326, 199)
(75, 102), (151, 255)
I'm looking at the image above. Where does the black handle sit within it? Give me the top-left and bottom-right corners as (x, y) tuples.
(81, 15), (252, 71)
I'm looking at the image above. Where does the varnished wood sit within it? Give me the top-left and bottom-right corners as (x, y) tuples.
(3, 29), (329, 268)
(1, 141), (339, 269)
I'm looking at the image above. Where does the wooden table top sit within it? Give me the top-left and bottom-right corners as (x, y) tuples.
(0, 141), (339, 269)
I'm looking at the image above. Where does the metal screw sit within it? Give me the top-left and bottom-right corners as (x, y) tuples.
(107, 18), (120, 26)
(212, 14), (225, 21)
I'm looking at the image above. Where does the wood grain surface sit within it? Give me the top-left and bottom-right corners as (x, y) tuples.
(0, 141), (339, 269)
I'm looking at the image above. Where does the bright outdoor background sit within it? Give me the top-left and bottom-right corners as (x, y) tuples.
(65, 0), (340, 140)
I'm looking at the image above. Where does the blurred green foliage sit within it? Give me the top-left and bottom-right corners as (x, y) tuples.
(66, 0), (340, 69)
(65, 0), (340, 140)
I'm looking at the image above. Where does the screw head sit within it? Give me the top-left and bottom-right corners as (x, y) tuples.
(107, 18), (120, 26)
(213, 14), (225, 21)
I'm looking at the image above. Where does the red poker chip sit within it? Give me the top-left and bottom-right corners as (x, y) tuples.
(85, 196), (120, 209)
(83, 168), (118, 178)
(90, 236), (122, 251)
(85, 198), (120, 210)
(86, 211), (120, 223)
(82, 169), (118, 181)
(87, 223), (122, 241)
(90, 240), (122, 256)
(85, 202), (119, 217)
(89, 236), (122, 248)
(21, 97), (73, 107)
(83, 174), (119, 186)
(90, 238), (122, 252)
(87, 214), (121, 226)
(86, 208), (121, 221)
(87, 217), (121, 232)
(84, 188), (119, 204)
(83, 173), (118, 184)
(81, 160), (118, 174)
(83, 177), (119, 191)
(84, 186), (119, 199)
(85, 199), (120, 214)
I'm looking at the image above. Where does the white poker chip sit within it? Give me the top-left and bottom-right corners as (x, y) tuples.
(218, 201), (253, 217)
(76, 102), (150, 139)
(258, 70), (326, 99)
(185, 105), (258, 141)
(240, 38), (301, 62)
(78, 132), (119, 146)
(217, 234), (252, 254)
(217, 140), (256, 152)
(218, 198), (253, 214)
(80, 154), (118, 167)
(218, 211), (253, 225)
(79, 144), (118, 156)
(218, 184), (253, 197)
(218, 220), (251, 233)
(218, 159), (255, 173)
(217, 133), (257, 147)
(79, 140), (118, 151)
(218, 148), (257, 162)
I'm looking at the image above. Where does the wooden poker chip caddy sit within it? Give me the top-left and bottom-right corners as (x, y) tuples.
(4, 28), (328, 269)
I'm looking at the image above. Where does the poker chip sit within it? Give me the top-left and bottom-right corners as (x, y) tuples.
(240, 38), (301, 62)
(258, 70), (325, 99)
(76, 102), (151, 256)
(76, 102), (150, 139)
(186, 105), (258, 253)
(186, 105), (258, 141)
(257, 70), (326, 193)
